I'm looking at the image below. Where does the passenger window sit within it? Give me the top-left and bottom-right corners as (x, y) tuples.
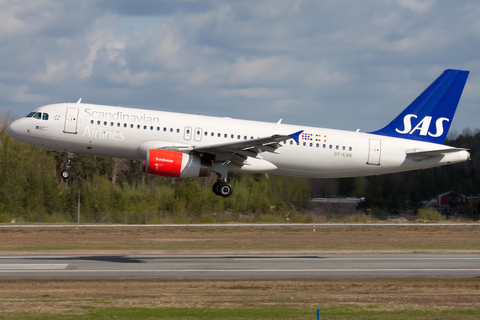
(349, 147), (352, 151)
(316, 143), (319, 147)
(150, 126), (153, 130)
(157, 127), (160, 131)
(231, 134), (234, 139)
(170, 128), (173, 132)
(323, 144), (326, 148)
(163, 127), (167, 131)
(224, 134), (227, 138)
(124, 123), (127, 128)
(329, 145), (332, 149)
(118, 123), (121, 127)
(111, 122), (114, 126)
(130, 124), (134, 128)
(42, 113), (49, 120)
(91, 120), (94, 124)
(98, 121), (101, 125)
(303, 142), (306, 146)
(217, 133), (221, 137)
(290, 141), (293, 145)
(310, 143), (313, 147)
(137, 125), (141, 129)
(176, 129), (180, 133)
(336, 145), (339, 150)
(342, 146), (345, 150)
(104, 121), (107, 126)
(244, 136), (247, 140)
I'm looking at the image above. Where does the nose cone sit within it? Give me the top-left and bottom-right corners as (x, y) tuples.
(7, 120), (18, 137)
(7, 119), (25, 140)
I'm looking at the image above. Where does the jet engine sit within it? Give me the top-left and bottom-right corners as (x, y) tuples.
(141, 149), (211, 178)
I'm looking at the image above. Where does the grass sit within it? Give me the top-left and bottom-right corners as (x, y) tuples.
(2, 306), (480, 320)
(1, 278), (480, 319)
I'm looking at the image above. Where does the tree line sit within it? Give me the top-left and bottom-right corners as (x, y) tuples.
(0, 116), (310, 223)
(1, 115), (479, 223)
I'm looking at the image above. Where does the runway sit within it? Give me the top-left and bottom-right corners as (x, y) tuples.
(1, 254), (479, 278)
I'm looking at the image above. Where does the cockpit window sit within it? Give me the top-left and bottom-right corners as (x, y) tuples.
(42, 113), (49, 120)
(26, 112), (36, 118)
(32, 112), (42, 119)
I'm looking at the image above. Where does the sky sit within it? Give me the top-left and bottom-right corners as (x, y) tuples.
(1, 0), (480, 134)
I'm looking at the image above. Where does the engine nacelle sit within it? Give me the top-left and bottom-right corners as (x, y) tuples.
(141, 149), (211, 178)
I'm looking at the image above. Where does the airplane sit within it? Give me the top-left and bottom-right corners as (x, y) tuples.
(7, 69), (471, 197)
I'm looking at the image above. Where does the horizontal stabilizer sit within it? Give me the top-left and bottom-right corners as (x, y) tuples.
(406, 147), (468, 158)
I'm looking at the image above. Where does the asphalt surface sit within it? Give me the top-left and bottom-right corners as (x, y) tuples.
(1, 254), (479, 278)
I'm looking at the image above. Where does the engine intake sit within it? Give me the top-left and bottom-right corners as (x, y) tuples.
(142, 149), (211, 178)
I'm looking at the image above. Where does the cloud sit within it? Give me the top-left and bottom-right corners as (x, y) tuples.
(0, 0), (479, 133)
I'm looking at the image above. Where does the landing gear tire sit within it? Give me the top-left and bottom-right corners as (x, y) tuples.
(61, 170), (70, 180)
(212, 182), (233, 197)
(218, 183), (233, 198)
(212, 182), (222, 196)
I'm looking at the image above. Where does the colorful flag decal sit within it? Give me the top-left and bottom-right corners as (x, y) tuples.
(301, 132), (326, 142)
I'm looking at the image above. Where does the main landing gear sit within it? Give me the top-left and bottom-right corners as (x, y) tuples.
(61, 152), (74, 180)
(211, 162), (233, 197)
(212, 179), (233, 197)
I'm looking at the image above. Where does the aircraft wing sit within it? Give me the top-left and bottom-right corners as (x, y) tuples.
(176, 130), (303, 165)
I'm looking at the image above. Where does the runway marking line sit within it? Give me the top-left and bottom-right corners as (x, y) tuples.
(0, 264), (68, 270)
(1, 269), (480, 273)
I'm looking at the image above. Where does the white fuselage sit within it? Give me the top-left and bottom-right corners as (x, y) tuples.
(7, 103), (469, 178)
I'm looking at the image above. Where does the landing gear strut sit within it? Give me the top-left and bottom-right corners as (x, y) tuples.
(61, 152), (74, 181)
(211, 162), (233, 197)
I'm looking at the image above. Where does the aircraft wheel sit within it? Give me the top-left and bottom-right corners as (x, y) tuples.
(61, 170), (70, 180)
(212, 182), (222, 196)
(219, 183), (233, 198)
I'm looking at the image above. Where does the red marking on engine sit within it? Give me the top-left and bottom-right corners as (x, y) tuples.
(147, 149), (183, 177)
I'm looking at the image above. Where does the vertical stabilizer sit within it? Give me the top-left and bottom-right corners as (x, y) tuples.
(369, 69), (469, 144)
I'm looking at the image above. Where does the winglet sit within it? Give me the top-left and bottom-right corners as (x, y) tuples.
(289, 130), (304, 143)
(76, 98), (82, 104)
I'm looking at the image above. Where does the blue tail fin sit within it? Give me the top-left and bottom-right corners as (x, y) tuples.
(369, 69), (469, 144)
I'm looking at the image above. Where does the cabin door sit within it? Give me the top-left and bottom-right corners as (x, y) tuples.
(64, 108), (79, 134)
(367, 139), (381, 165)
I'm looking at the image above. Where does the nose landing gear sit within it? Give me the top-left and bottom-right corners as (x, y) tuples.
(61, 152), (74, 181)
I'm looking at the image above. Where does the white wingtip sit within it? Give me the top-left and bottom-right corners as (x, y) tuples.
(76, 98), (82, 104)
(277, 119), (282, 124)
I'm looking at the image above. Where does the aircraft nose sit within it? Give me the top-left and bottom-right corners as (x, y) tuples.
(7, 119), (24, 138)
